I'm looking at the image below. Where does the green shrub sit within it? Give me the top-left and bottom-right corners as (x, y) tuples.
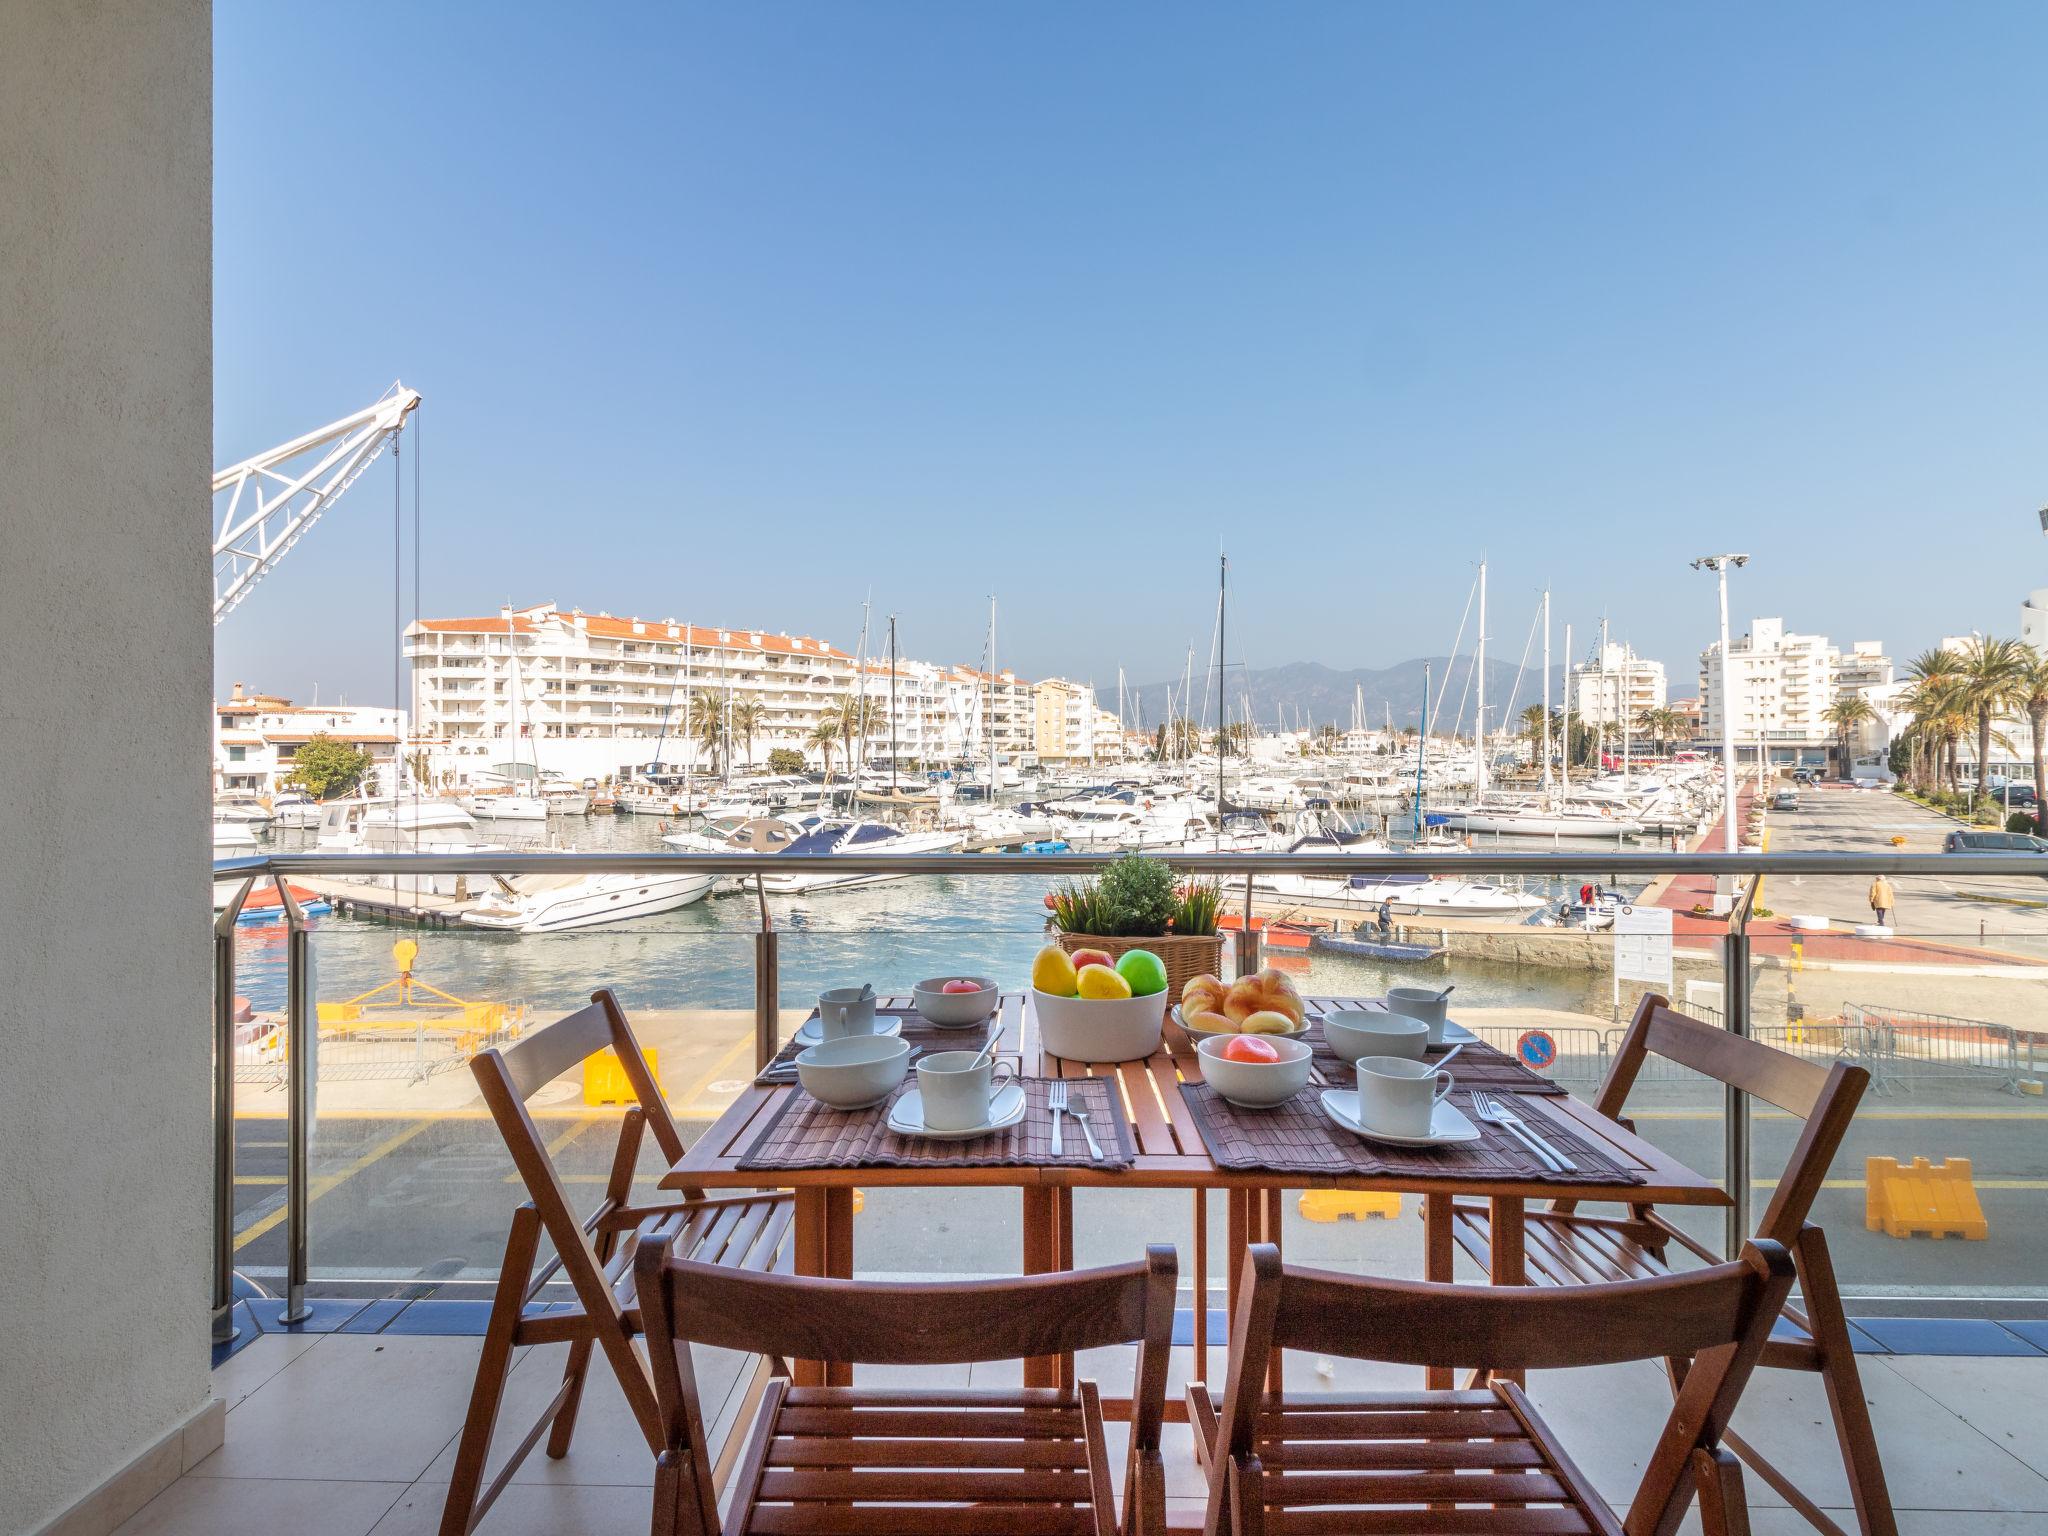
(1049, 855), (1180, 937)
(2008, 811), (2041, 834)
(767, 747), (806, 774)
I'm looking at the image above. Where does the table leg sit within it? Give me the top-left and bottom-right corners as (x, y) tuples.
(1022, 1186), (1061, 1389)
(1262, 1187), (1285, 1395)
(824, 1187), (855, 1387)
(792, 1187), (830, 1387)
(1192, 1190), (1210, 1386)
(1488, 1196), (1528, 1387)
(1424, 1193), (1455, 1390)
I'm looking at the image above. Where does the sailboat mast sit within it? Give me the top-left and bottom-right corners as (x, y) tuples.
(1561, 622), (1573, 791)
(888, 615), (899, 794)
(1216, 552), (1227, 825)
(683, 623), (693, 811)
(1414, 661), (1430, 838)
(1541, 587), (1552, 790)
(1598, 616), (1610, 774)
(1474, 560), (1489, 797)
(987, 595), (997, 791)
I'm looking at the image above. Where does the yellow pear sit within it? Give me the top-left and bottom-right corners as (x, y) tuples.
(1031, 944), (1080, 998)
(1075, 963), (1134, 1000)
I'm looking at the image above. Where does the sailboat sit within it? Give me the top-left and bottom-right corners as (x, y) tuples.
(466, 652), (548, 821)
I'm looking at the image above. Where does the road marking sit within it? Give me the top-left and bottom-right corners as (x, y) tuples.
(1629, 1108), (2048, 1122)
(673, 1031), (763, 1116)
(232, 1119), (434, 1252)
(234, 1175), (284, 1186)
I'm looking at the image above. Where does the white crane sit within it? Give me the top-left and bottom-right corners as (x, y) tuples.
(212, 381), (421, 623)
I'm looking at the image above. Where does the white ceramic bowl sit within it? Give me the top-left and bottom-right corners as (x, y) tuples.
(1172, 1004), (1309, 1041)
(911, 975), (999, 1027)
(1195, 1034), (1314, 1109)
(1032, 986), (1165, 1063)
(795, 1034), (913, 1108)
(1320, 1008), (1428, 1064)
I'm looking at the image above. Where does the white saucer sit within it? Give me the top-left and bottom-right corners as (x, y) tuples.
(1319, 1089), (1481, 1148)
(887, 1083), (1027, 1141)
(796, 1016), (905, 1046)
(1435, 1020), (1477, 1047)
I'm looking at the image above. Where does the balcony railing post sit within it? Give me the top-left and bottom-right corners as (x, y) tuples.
(1722, 925), (1752, 1256)
(754, 875), (779, 1071)
(277, 877), (314, 1324)
(211, 875), (256, 1346)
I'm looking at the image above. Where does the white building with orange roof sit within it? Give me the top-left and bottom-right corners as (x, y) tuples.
(404, 602), (857, 784)
(213, 682), (406, 795)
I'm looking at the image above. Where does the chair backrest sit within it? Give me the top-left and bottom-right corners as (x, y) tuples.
(470, 988), (681, 1318)
(1594, 993), (1867, 1244)
(1216, 1241), (1797, 1536)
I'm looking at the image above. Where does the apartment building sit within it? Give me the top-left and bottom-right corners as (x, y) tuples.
(1033, 677), (1120, 761)
(213, 683), (405, 795)
(854, 659), (1037, 769)
(405, 603), (855, 784)
(1698, 619), (1889, 766)
(1569, 642), (1667, 730)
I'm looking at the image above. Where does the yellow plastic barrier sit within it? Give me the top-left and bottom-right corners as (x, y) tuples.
(1299, 1190), (1402, 1223)
(316, 1001), (361, 1025)
(583, 1046), (659, 1107)
(852, 1190), (865, 1215)
(463, 1000), (507, 1032)
(1865, 1156), (1988, 1241)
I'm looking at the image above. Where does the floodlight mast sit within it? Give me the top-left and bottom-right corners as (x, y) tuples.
(212, 382), (421, 623)
(1692, 553), (1750, 910)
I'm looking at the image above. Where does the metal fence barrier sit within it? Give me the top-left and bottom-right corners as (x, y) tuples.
(1843, 1005), (2029, 1096)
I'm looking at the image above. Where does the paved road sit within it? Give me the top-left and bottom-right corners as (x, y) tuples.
(231, 1086), (2048, 1303)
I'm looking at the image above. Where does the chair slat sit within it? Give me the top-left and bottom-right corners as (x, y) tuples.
(748, 1507), (1097, 1536)
(775, 1406), (1086, 1439)
(1255, 1407), (1523, 1440)
(758, 1469), (1096, 1501)
(768, 1437), (1090, 1469)
(1270, 1506), (1593, 1536)
(1260, 1440), (1548, 1471)
(1267, 1470), (1572, 1506)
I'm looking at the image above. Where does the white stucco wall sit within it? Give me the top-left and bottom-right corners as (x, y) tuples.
(0, 2), (214, 1529)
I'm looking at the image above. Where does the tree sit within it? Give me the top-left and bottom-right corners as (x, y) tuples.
(1953, 637), (2029, 807)
(729, 695), (766, 771)
(284, 734), (372, 800)
(1821, 695), (1875, 778)
(1635, 706), (1683, 755)
(807, 716), (842, 780)
(689, 691), (730, 778)
(2017, 650), (2048, 831)
(1899, 648), (1963, 792)
(835, 694), (886, 773)
(767, 747), (805, 774)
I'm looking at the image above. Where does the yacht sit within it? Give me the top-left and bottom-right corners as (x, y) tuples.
(212, 796), (273, 829)
(315, 796), (500, 898)
(1438, 793), (1644, 839)
(538, 781), (592, 816)
(754, 819), (966, 894)
(464, 789), (549, 822)
(268, 791), (322, 829)
(461, 869), (714, 933)
(1254, 868), (1547, 917)
(212, 818), (260, 860)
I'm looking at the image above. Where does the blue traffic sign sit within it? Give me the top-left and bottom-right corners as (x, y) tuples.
(1516, 1031), (1557, 1071)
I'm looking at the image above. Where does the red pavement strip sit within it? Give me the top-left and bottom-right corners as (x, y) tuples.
(1652, 788), (2046, 968)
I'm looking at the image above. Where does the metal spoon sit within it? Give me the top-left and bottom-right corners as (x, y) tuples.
(1434, 984), (1456, 1002)
(1433, 1042), (1467, 1071)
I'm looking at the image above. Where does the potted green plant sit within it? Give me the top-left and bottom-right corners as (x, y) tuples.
(1046, 855), (1225, 1006)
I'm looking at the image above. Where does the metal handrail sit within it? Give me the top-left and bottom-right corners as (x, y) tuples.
(227, 849), (2033, 877)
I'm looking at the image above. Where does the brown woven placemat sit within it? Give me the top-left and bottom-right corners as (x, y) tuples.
(1301, 1018), (1567, 1096)
(1178, 1083), (1642, 1186)
(755, 1006), (997, 1085)
(738, 1075), (1135, 1171)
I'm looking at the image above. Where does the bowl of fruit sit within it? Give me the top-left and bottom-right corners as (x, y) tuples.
(911, 975), (999, 1028)
(1195, 1033), (1314, 1109)
(1172, 969), (1308, 1041)
(1030, 944), (1170, 1063)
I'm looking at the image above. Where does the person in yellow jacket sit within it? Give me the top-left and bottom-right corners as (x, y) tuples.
(1868, 875), (1896, 928)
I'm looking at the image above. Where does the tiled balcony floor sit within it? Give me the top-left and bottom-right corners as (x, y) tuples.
(114, 1328), (2048, 1536)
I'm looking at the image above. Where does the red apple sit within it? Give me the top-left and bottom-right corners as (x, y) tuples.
(941, 979), (983, 995)
(1069, 948), (1114, 972)
(1221, 1035), (1282, 1064)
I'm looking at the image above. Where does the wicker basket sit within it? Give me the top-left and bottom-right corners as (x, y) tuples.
(1054, 931), (1225, 1012)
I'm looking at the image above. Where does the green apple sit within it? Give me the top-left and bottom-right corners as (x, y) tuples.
(1115, 948), (1169, 997)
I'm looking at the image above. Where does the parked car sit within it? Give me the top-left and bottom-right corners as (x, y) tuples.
(1999, 785), (2038, 809)
(1792, 769), (1817, 787)
(1943, 829), (2048, 854)
(1770, 789), (1800, 811)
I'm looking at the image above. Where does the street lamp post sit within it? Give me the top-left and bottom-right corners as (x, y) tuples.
(1693, 553), (1749, 912)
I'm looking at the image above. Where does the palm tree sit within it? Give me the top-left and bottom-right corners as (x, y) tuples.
(1635, 706), (1682, 755)
(835, 694), (886, 776)
(729, 695), (767, 772)
(2018, 650), (2048, 831)
(690, 700), (729, 779)
(1822, 695), (1875, 779)
(807, 716), (842, 782)
(1899, 648), (1963, 792)
(1953, 637), (2029, 807)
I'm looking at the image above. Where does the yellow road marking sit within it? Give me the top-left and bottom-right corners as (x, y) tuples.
(234, 1176), (284, 1186)
(672, 1031), (762, 1117)
(232, 1119), (435, 1252)
(1629, 1109), (2048, 1122)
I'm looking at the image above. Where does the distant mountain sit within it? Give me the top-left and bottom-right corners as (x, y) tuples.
(1124, 658), (1568, 735)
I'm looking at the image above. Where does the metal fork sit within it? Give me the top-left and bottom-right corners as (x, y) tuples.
(1048, 1079), (1066, 1158)
(1472, 1092), (1571, 1173)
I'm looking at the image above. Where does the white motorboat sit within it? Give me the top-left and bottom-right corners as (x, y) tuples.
(538, 781), (592, 816)
(461, 869), (714, 933)
(268, 791), (322, 829)
(755, 819), (966, 894)
(212, 818), (260, 859)
(1438, 794), (1644, 839)
(1254, 869), (1546, 916)
(464, 790), (549, 822)
(212, 796), (273, 828)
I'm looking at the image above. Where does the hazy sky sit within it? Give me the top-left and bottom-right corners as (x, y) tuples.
(215, 3), (2048, 706)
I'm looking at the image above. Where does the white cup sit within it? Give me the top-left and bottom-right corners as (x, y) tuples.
(818, 986), (877, 1041)
(1384, 986), (1450, 1045)
(1355, 1055), (1453, 1138)
(915, 1049), (1019, 1132)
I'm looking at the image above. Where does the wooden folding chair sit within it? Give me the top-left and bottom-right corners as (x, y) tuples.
(636, 1239), (1179, 1536)
(1190, 1240), (1799, 1536)
(1449, 993), (1895, 1536)
(440, 988), (795, 1536)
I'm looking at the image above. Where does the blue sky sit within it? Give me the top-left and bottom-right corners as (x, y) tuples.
(215, 3), (2048, 707)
